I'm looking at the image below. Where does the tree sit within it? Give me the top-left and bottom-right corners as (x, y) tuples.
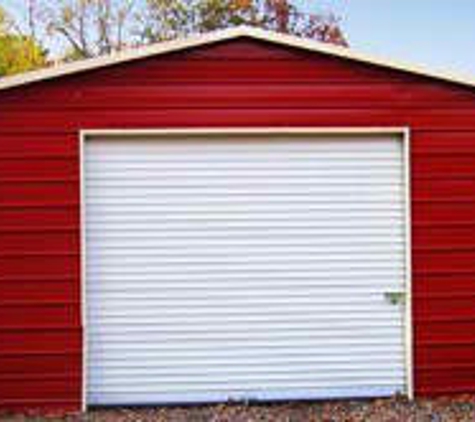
(137, 0), (256, 43)
(44, 0), (138, 59)
(44, 0), (346, 57)
(0, 6), (47, 76)
(138, 0), (347, 45)
(1, 0), (346, 71)
(263, 0), (347, 46)
(0, 35), (46, 76)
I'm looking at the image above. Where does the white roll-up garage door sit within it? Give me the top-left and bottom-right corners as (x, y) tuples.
(84, 133), (409, 405)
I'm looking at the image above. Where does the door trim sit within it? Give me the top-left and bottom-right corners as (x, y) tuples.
(79, 127), (412, 410)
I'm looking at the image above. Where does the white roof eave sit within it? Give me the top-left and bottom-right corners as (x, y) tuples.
(1, 25), (475, 92)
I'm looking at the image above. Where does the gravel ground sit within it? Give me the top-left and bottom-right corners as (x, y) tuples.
(2, 395), (475, 422)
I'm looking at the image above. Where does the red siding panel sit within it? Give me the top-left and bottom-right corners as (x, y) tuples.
(0, 354), (81, 376)
(0, 207), (79, 230)
(414, 274), (475, 297)
(1, 329), (82, 354)
(0, 280), (79, 305)
(0, 255), (80, 279)
(1, 37), (475, 411)
(0, 305), (80, 330)
(0, 231), (79, 255)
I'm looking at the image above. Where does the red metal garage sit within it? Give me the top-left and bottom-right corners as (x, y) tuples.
(1, 26), (475, 413)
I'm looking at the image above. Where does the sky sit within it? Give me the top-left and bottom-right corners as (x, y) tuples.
(304, 0), (475, 76)
(2, 0), (475, 77)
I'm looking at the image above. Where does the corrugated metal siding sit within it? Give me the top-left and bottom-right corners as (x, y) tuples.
(84, 136), (406, 404)
(0, 38), (475, 410)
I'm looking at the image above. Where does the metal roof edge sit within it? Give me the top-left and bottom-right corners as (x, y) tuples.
(1, 25), (475, 91)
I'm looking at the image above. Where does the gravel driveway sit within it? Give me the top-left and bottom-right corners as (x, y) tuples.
(2, 395), (475, 422)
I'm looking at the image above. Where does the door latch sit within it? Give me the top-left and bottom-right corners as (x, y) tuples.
(384, 291), (406, 305)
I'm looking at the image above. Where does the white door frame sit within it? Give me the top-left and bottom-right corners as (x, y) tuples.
(79, 127), (412, 410)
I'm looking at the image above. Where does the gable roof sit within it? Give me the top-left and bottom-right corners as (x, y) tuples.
(1, 25), (475, 92)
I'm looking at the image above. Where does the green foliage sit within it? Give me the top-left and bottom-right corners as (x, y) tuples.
(0, 5), (47, 76)
(0, 0), (346, 75)
(0, 34), (47, 76)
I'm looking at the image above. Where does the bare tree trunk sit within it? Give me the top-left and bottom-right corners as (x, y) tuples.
(27, 0), (37, 39)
